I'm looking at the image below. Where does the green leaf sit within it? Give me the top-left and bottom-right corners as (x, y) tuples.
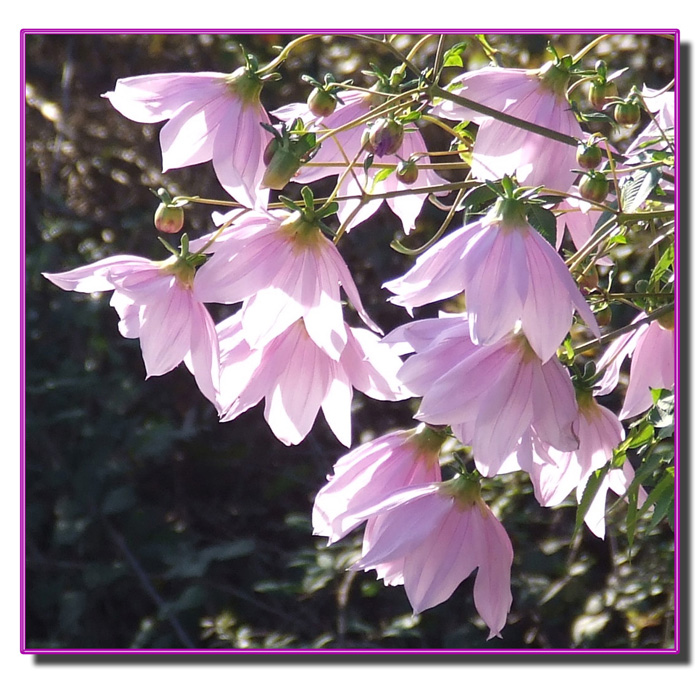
(371, 165), (395, 188)
(649, 243), (674, 284)
(575, 465), (610, 536)
(649, 389), (674, 431)
(527, 205), (557, 247)
(620, 167), (662, 212)
(164, 540), (256, 579)
(443, 41), (467, 68)
(638, 469), (674, 532)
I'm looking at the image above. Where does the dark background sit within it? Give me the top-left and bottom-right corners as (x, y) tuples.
(24, 32), (675, 650)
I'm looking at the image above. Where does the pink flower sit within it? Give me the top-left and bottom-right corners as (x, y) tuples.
(215, 315), (409, 447)
(385, 198), (600, 362)
(515, 393), (647, 538)
(103, 69), (272, 208)
(193, 208), (379, 360)
(43, 255), (220, 405)
(388, 319), (580, 476)
(272, 92), (445, 234)
(346, 476), (513, 637)
(312, 425), (444, 543)
(431, 63), (581, 192)
(595, 312), (675, 419)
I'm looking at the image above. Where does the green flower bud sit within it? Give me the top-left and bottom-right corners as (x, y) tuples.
(588, 80), (618, 111)
(579, 171), (609, 204)
(154, 203), (185, 234)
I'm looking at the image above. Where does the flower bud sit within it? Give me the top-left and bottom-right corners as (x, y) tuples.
(367, 117), (404, 157)
(262, 146), (304, 190)
(579, 171), (609, 204)
(576, 141), (602, 170)
(397, 159), (419, 185)
(614, 101), (641, 128)
(307, 88), (337, 117)
(154, 203), (184, 234)
(588, 80), (618, 111)
(595, 305), (612, 327)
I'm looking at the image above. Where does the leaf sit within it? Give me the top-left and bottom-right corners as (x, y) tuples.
(101, 486), (137, 515)
(638, 469), (674, 533)
(649, 389), (674, 431)
(649, 244), (674, 285)
(369, 165), (395, 193)
(458, 183), (497, 215)
(575, 465), (610, 536)
(164, 540), (256, 578)
(443, 41), (467, 68)
(527, 205), (557, 247)
(620, 167), (662, 212)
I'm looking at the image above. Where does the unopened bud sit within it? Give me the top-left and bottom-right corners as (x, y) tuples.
(367, 117), (404, 157)
(154, 203), (184, 234)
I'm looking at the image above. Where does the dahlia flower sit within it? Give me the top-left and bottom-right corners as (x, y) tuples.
(215, 315), (409, 447)
(43, 254), (219, 405)
(312, 425), (445, 543)
(347, 475), (513, 637)
(193, 208), (379, 360)
(595, 312), (675, 419)
(385, 197), (600, 362)
(387, 318), (580, 476)
(431, 62), (581, 192)
(104, 68), (272, 208)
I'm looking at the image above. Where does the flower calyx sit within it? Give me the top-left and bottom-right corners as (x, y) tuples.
(261, 119), (318, 190)
(441, 471), (484, 511)
(226, 51), (266, 105)
(278, 186), (339, 243)
(158, 232), (207, 288)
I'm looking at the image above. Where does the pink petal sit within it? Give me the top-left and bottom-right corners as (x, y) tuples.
(103, 72), (228, 123)
(42, 255), (152, 293)
(402, 503), (480, 614)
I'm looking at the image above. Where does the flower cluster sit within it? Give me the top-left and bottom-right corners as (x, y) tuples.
(43, 35), (675, 642)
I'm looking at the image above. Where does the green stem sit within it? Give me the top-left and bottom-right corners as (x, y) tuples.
(314, 87), (424, 147)
(571, 34), (613, 64)
(391, 186), (467, 256)
(572, 302), (674, 355)
(257, 34), (321, 75)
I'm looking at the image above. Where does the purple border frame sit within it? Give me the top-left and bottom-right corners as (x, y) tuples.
(20, 27), (681, 656)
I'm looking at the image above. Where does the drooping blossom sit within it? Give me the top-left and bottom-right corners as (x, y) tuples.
(386, 317), (580, 476)
(524, 392), (629, 536)
(103, 68), (272, 208)
(43, 254), (220, 405)
(595, 311), (675, 420)
(343, 475), (513, 637)
(272, 91), (445, 234)
(214, 314), (409, 447)
(430, 62), (581, 192)
(385, 197), (600, 362)
(312, 424), (445, 543)
(193, 207), (379, 360)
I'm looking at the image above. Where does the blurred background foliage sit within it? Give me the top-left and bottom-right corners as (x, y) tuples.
(24, 32), (675, 650)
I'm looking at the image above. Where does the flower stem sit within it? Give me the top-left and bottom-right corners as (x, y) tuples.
(572, 302), (674, 355)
